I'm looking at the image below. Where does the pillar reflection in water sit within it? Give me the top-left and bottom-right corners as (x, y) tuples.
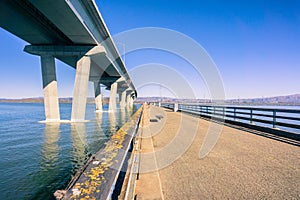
(95, 111), (108, 140)
(70, 123), (87, 170)
(126, 103), (134, 117)
(108, 111), (117, 134)
(95, 111), (103, 129)
(120, 107), (126, 125)
(41, 123), (60, 169)
(31, 123), (61, 199)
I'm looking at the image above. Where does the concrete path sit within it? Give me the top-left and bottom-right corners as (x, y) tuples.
(135, 105), (300, 199)
(135, 105), (165, 200)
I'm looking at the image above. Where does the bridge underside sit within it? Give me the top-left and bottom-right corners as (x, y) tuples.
(0, 0), (96, 45)
(24, 45), (135, 122)
(0, 0), (136, 122)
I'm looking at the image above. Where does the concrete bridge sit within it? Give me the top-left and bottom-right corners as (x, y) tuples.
(0, 0), (136, 122)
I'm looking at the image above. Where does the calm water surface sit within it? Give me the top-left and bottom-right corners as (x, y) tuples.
(0, 103), (140, 199)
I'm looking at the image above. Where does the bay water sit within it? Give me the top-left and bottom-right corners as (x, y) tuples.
(0, 103), (140, 199)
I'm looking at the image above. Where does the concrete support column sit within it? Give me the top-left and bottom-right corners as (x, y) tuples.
(126, 94), (132, 107)
(109, 82), (118, 111)
(40, 55), (60, 122)
(130, 97), (134, 106)
(94, 81), (102, 112)
(174, 103), (178, 112)
(120, 90), (127, 109)
(71, 56), (91, 122)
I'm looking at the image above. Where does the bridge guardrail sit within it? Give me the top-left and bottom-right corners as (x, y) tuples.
(56, 107), (143, 200)
(158, 103), (300, 141)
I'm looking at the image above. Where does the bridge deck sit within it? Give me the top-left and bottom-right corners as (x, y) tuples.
(135, 105), (300, 199)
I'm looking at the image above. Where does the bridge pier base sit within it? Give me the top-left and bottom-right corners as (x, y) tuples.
(41, 55), (60, 122)
(120, 90), (127, 109)
(131, 97), (134, 106)
(71, 56), (91, 122)
(109, 82), (118, 111)
(126, 93), (133, 108)
(94, 81), (102, 112)
(126, 93), (131, 107)
(130, 97), (134, 106)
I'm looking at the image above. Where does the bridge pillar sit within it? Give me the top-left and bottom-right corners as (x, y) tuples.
(71, 56), (91, 122)
(94, 81), (102, 112)
(109, 82), (118, 111)
(129, 97), (134, 107)
(130, 97), (134, 106)
(120, 90), (127, 109)
(174, 103), (179, 112)
(40, 55), (60, 122)
(126, 93), (132, 107)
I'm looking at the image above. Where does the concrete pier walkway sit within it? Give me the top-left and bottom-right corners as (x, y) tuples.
(135, 105), (300, 199)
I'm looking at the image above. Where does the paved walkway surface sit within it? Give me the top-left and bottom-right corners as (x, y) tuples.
(135, 105), (300, 199)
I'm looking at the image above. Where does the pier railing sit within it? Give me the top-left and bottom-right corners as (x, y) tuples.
(156, 103), (300, 141)
(58, 107), (143, 200)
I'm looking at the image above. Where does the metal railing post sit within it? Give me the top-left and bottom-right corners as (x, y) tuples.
(234, 108), (236, 121)
(250, 109), (254, 124)
(174, 103), (178, 112)
(273, 110), (277, 129)
(156, 103), (300, 134)
(214, 106), (216, 117)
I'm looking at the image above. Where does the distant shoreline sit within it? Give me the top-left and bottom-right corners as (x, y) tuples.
(1, 94), (300, 106)
(0, 97), (109, 104)
(135, 94), (300, 106)
(0, 102), (299, 106)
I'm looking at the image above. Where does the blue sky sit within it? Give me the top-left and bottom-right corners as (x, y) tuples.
(0, 0), (299, 99)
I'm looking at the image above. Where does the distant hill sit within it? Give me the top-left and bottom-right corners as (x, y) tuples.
(0, 97), (44, 103)
(227, 94), (300, 105)
(0, 97), (110, 104)
(136, 94), (300, 106)
(1, 94), (300, 106)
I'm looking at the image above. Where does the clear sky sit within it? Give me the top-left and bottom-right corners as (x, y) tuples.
(0, 0), (299, 99)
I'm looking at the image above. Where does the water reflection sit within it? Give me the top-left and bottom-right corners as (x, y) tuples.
(109, 111), (117, 133)
(127, 105), (136, 120)
(41, 123), (60, 168)
(120, 108), (126, 124)
(31, 123), (61, 200)
(95, 111), (108, 140)
(70, 123), (88, 171)
(95, 111), (103, 129)
(1, 103), (141, 199)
